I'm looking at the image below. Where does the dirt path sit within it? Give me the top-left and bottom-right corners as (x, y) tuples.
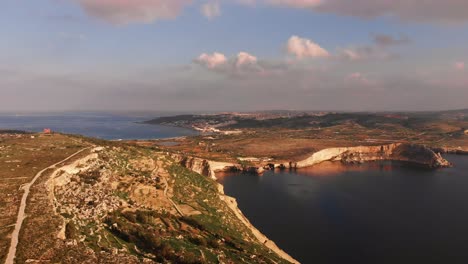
(152, 159), (184, 217)
(5, 147), (91, 264)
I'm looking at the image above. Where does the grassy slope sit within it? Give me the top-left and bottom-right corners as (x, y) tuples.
(1, 133), (290, 263)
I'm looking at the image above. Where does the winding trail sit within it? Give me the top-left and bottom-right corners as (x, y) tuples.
(151, 159), (184, 216)
(5, 147), (91, 264)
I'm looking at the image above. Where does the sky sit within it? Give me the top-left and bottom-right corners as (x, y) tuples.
(0, 0), (467, 112)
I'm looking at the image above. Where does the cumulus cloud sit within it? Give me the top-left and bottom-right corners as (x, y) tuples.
(195, 51), (265, 76)
(201, 1), (221, 19)
(195, 52), (228, 69)
(75, 0), (192, 25)
(236, 52), (258, 67)
(287, 35), (329, 59)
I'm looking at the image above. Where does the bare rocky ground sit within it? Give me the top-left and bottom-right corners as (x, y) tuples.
(0, 133), (87, 263)
(2, 133), (291, 264)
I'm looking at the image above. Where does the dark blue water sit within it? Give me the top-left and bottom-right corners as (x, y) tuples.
(0, 112), (197, 140)
(218, 155), (468, 264)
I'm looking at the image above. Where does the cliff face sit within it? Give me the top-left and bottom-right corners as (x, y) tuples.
(170, 153), (299, 264)
(296, 143), (451, 169)
(171, 154), (239, 179)
(172, 143), (451, 179)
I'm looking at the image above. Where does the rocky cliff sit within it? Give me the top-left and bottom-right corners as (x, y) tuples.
(170, 153), (299, 264)
(296, 143), (451, 169)
(171, 154), (240, 179)
(172, 143), (451, 179)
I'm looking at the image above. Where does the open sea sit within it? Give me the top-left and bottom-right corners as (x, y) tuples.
(0, 112), (197, 140)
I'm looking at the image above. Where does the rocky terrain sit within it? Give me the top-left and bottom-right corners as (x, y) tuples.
(1, 133), (296, 264)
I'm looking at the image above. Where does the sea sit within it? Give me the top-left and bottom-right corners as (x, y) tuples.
(0, 112), (197, 140)
(218, 155), (468, 264)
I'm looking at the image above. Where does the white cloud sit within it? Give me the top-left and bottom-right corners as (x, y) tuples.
(201, 1), (221, 19)
(195, 51), (264, 76)
(236, 52), (258, 67)
(195, 52), (228, 69)
(287, 35), (329, 59)
(75, 0), (192, 25)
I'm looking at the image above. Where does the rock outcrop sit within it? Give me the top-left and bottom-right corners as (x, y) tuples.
(296, 143), (451, 169)
(171, 154), (240, 179)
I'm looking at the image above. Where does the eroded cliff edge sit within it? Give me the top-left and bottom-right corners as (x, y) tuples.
(296, 143), (451, 169)
(173, 143), (451, 179)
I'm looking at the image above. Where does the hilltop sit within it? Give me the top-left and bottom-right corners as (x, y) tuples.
(0, 132), (295, 264)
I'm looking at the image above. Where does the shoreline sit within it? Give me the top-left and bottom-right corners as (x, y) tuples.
(170, 143), (454, 263)
(173, 143), (453, 179)
(216, 183), (300, 264)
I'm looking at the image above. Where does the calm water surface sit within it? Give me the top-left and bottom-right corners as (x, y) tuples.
(0, 112), (197, 140)
(218, 155), (468, 264)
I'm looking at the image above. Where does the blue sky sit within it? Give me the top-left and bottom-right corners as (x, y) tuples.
(0, 0), (467, 111)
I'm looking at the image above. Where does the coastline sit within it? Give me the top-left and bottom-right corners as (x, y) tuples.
(173, 143), (452, 179)
(216, 183), (301, 264)
(170, 142), (453, 263)
(171, 154), (301, 263)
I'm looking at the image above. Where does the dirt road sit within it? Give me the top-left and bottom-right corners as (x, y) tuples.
(5, 147), (91, 264)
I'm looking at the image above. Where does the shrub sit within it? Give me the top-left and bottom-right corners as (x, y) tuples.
(65, 222), (77, 239)
(189, 236), (207, 247)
